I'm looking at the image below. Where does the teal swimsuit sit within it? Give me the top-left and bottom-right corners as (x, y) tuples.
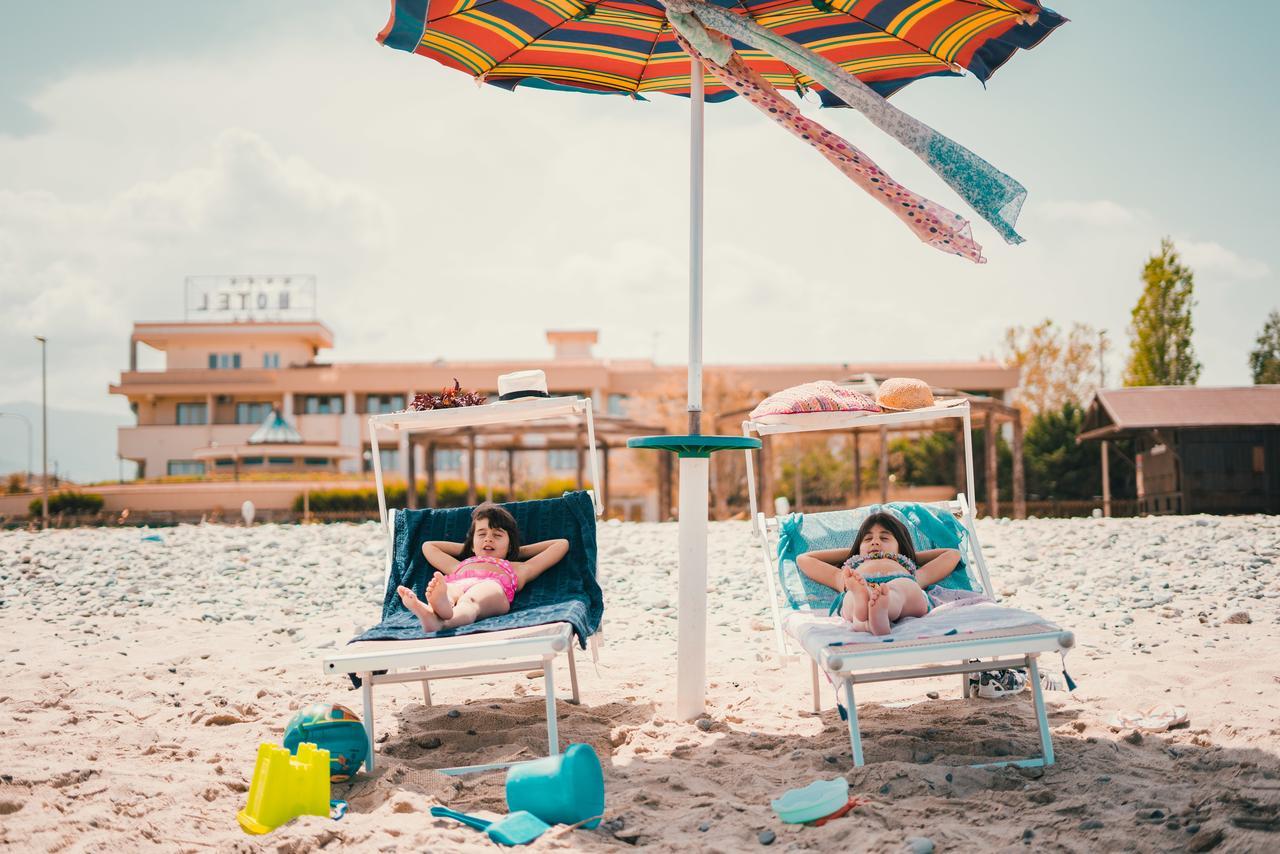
(829, 551), (930, 616)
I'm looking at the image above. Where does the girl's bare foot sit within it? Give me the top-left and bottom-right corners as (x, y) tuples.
(840, 569), (871, 623)
(867, 584), (892, 635)
(425, 573), (454, 620)
(397, 584), (443, 632)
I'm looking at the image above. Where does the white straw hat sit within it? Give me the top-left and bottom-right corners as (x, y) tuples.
(497, 369), (550, 401)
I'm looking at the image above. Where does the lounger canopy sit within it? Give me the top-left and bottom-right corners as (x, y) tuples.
(741, 398), (1075, 769)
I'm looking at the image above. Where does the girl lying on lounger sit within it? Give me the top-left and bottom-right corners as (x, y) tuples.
(797, 511), (974, 636)
(396, 502), (568, 633)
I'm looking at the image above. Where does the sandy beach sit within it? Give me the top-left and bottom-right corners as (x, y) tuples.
(2, 514), (1278, 852)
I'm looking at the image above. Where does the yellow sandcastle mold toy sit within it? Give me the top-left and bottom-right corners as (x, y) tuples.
(237, 742), (331, 835)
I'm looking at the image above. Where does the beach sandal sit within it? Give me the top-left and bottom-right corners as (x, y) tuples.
(1106, 705), (1189, 732)
(967, 668), (1027, 699)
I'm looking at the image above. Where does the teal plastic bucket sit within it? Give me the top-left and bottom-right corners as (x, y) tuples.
(505, 743), (604, 828)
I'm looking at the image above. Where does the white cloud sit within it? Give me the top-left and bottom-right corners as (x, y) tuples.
(1176, 238), (1270, 280)
(0, 129), (394, 407)
(1038, 199), (1139, 227)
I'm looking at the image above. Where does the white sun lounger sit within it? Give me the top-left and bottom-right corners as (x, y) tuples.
(320, 397), (603, 776)
(742, 399), (1075, 769)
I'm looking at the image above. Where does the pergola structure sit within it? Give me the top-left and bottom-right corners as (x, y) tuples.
(724, 387), (1027, 519)
(397, 412), (670, 513)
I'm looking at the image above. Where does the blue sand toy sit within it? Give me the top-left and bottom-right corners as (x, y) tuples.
(430, 806), (550, 846)
(282, 703), (368, 781)
(505, 743), (605, 829)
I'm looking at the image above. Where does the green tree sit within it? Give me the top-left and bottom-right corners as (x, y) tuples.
(890, 431), (956, 486)
(1249, 309), (1280, 384)
(1023, 402), (1099, 499)
(779, 438), (852, 507)
(1123, 238), (1201, 386)
(1002, 319), (1101, 417)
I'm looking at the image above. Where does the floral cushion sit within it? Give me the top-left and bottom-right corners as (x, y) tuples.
(749, 381), (881, 420)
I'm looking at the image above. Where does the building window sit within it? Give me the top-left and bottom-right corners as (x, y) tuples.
(167, 460), (204, 476)
(366, 394), (406, 414)
(176, 402), (208, 425)
(209, 353), (241, 370)
(267, 456), (295, 465)
(236, 402), (273, 424)
(301, 395), (344, 415)
(364, 448), (400, 473)
(214, 458), (235, 469)
(435, 449), (463, 471)
(607, 393), (628, 417)
(241, 456), (264, 466)
(303, 457), (330, 466)
(548, 449), (578, 471)
(263, 352), (281, 369)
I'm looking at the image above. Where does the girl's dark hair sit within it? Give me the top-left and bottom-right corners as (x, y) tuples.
(459, 502), (522, 561)
(849, 511), (917, 565)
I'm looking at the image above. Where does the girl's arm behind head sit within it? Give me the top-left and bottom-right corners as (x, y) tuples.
(422, 541), (462, 573)
(796, 548), (851, 592)
(915, 548), (961, 587)
(513, 538), (570, 586)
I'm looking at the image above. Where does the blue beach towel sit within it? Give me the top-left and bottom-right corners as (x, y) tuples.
(350, 491), (602, 648)
(775, 502), (979, 612)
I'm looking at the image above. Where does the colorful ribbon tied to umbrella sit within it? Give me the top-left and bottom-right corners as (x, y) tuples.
(377, 0), (1066, 259)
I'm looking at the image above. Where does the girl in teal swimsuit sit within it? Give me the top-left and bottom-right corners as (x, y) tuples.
(796, 512), (963, 636)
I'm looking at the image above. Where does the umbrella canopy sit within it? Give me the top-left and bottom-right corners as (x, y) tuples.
(378, 0), (1065, 102)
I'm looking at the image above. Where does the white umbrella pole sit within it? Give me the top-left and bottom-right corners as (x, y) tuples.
(676, 56), (708, 721)
(688, 56), (704, 435)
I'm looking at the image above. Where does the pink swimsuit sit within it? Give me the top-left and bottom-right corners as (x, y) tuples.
(444, 556), (519, 604)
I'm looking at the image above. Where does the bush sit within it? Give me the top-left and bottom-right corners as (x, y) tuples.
(294, 481), (511, 513)
(522, 478), (588, 501)
(30, 491), (104, 516)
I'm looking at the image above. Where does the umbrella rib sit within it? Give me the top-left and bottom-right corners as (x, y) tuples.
(630, 18), (672, 97)
(729, 0), (805, 93)
(475, 1), (664, 88)
(807, 0), (1044, 80)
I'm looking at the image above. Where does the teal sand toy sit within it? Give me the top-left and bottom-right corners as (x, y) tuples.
(771, 777), (849, 824)
(506, 743), (605, 829)
(429, 806), (550, 846)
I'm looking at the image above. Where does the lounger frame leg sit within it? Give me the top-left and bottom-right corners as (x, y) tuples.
(841, 677), (864, 766)
(1027, 656), (1054, 767)
(360, 673), (376, 774)
(810, 659), (822, 713)
(544, 659), (560, 756)
(421, 667), (433, 707)
(968, 654), (1054, 770)
(567, 644), (581, 705)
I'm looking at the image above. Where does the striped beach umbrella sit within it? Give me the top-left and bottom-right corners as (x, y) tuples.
(376, 0), (1065, 722)
(378, 0), (1064, 103)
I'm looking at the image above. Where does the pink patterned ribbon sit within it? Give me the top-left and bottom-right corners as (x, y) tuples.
(674, 31), (985, 264)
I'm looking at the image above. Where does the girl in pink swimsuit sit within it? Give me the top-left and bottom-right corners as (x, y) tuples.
(396, 502), (569, 634)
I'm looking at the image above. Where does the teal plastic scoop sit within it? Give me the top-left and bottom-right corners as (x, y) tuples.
(429, 806), (550, 846)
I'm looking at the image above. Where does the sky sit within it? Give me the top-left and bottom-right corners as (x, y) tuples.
(1, 0), (1277, 451)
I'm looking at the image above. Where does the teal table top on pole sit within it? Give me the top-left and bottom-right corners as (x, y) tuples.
(628, 435), (760, 458)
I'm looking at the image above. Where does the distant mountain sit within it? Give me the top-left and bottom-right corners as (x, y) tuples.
(0, 401), (136, 484)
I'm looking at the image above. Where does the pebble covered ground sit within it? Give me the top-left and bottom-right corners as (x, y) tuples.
(1, 514), (1277, 851)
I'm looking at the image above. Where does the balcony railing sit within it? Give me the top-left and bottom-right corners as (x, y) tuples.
(115, 368), (274, 386)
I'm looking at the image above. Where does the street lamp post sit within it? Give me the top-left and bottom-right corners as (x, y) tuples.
(34, 336), (48, 529)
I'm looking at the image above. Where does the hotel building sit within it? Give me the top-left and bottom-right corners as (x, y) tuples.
(108, 277), (1019, 520)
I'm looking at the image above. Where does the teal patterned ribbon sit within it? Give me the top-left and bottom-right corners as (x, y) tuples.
(665, 0), (1028, 244)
